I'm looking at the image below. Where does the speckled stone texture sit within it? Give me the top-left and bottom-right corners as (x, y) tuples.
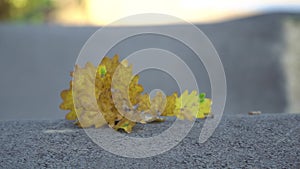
(0, 114), (299, 168)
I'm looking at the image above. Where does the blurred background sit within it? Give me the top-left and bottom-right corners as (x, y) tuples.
(0, 0), (299, 120)
(0, 0), (300, 25)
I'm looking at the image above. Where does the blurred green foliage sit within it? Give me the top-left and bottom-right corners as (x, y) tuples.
(0, 0), (54, 23)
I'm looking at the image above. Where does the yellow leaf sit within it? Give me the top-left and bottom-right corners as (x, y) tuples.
(197, 98), (212, 119)
(174, 90), (199, 120)
(60, 61), (106, 128)
(65, 111), (77, 120)
(161, 93), (177, 117)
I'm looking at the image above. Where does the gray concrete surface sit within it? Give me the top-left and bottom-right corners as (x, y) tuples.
(0, 114), (299, 168)
(0, 13), (300, 120)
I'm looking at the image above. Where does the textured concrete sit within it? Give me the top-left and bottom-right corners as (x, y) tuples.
(0, 13), (300, 120)
(0, 114), (299, 168)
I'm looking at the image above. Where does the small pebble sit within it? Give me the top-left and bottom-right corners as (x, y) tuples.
(248, 111), (262, 115)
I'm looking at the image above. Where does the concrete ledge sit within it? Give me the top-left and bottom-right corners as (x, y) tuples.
(0, 114), (299, 168)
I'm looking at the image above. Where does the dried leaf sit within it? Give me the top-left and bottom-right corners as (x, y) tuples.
(60, 55), (213, 133)
(197, 98), (212, 119)
(174, 90), (199, 120)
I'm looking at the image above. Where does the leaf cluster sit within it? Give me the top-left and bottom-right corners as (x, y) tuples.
(60, 55), (212, 133)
